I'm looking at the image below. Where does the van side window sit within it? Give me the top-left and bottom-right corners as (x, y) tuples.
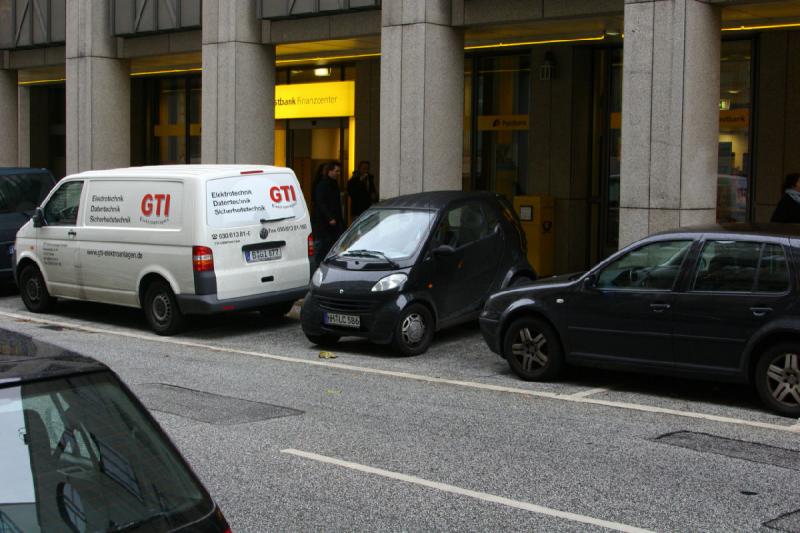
(44, 181), (84, 226)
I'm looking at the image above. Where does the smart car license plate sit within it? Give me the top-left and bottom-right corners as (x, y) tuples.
(324, 312), (360, 328)
(245, 247), (281, 263)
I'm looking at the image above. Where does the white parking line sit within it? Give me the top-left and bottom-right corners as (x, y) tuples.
(281, 448), (654, 533)
(566, 387), (608, 399)
(3, 309), (799, 434)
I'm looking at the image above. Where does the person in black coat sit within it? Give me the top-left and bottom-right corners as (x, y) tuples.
(770, 173), (800, 223)
(347, 160), (378, 219)
(312, 161), (345, 263)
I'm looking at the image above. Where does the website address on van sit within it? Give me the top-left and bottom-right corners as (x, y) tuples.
(86, 249), (143, 260)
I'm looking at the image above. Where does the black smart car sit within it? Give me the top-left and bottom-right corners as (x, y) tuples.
(480, 224), (800, 417)
(301, 191), (535, 355)
(0, 328), (230, 532)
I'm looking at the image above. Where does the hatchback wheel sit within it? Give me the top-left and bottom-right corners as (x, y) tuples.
(19, 264), (56, 313)
(143, 281), (184, 336)
(502, 316), (563, 381)
(392, 303), (434, 356)
(755, 344), (800, 417)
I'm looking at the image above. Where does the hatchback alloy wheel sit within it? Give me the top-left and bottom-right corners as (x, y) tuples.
(502, 316), (563, 381)
(512, 327), (548, 373)
(766, 352), (800, 407)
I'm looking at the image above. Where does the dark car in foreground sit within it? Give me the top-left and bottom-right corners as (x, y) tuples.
(0, 168), (57, 281)
(480, 224), (800, 417)
(0, 328), (230, 532)
(302, 191), (536, 355)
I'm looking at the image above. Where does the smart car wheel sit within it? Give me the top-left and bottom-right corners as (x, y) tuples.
(755, 344), (800, 417)
(305, 333), (340, 347)
(503, 316), (563, 381)
(143, 280), (184, 336)
(392, 303), (434, 356)
(260, 300), (295, 319)
(19, 264), (56, 313)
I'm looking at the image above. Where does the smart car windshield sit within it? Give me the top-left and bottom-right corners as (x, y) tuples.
(331, 209), (436, 262)
(0, 372), (213, 533)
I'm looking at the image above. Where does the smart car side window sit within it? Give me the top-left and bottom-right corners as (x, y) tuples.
(596, 240), (692, 290)
(43, 181), (83, 226)
(434, 203), (489, 248)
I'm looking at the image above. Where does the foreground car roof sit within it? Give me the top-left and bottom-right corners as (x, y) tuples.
(376, 190), (501, 210)
(0, 328), (107, 384)
(654, 223), (800, 239)
(0, 167), (52, 175)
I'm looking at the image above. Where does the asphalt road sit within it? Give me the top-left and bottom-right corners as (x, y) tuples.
(1, 290), (799, 532)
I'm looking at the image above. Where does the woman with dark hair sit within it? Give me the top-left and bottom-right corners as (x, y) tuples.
(770, 173), (800, 223)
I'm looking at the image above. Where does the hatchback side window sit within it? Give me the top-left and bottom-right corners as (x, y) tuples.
(434, 203), (490, 248)
(596, 240), (692, 290)
(43, 181), (83, 226)
(692, 240), (762, 292)
(755, 244), (790, 292)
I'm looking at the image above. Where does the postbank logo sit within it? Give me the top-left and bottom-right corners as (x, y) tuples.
(140, 193), (172, 225)
(269, 185), (298, 209)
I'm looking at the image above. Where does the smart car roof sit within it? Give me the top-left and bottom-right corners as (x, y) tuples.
(0, 328), (108, 385)
(374, 191), (501, 211)
(654, 223), (800, 239)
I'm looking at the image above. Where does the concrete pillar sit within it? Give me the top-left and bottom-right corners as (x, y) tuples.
(202, 1), (275, 164)
(66, 0), (130, 174)
(17, 85), (30, 167)
(619, 0), (721, 246)
(0, 70), (18, 166)
(380, 0), (464, 198)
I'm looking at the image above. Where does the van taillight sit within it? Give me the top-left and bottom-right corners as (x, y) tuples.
(307, 234), (314, 257)
(192, 246), (214, 272)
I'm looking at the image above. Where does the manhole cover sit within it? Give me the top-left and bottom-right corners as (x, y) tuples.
(137, 383), (303, 425)
(765, 509), (800, 533)
(654, 431), (800, 471)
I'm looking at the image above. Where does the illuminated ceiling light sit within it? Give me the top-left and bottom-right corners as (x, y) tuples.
(722, 21), (800, 32)
(276, 52), (381, 65)
(18, 78), (66, 86)
(314, 67), (332, 77)
(130, 67), (202, 77)
(464, 34), (606, 51)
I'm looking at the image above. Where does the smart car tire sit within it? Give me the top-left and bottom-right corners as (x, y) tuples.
(754, 343), (800, 417)
(19, 264), (56, 313)
(392, 303), (434, 356)
(503, 316), (564, 381)
(305, 333), (340, 347)
(143, 280), (184, 336)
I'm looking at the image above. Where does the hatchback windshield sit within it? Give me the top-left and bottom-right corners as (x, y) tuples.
(0, 372), (213, 532)
(331, 209), (436, 262)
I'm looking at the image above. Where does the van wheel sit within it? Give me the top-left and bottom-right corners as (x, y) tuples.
(260, 300), (295, 319)
(392, 303), (434, 356)
(305, 333), (339, 347)
(503, 316), (563, 381)
(143, 281), (184, 336)
(19, 265), (56, 313)
(755, 343), (800, 417)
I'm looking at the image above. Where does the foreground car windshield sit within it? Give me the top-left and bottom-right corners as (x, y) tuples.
(332, 209), (436, 261)
(0, 372), (213, 532)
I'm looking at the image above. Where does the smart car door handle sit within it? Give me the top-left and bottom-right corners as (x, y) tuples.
(650, 303), (671, 313)
(750, 307), (773, 317)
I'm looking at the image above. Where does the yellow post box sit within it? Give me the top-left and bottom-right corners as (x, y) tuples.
(513, 195), (555, 277)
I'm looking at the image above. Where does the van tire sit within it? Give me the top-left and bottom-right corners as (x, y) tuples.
(392, 303), (434, 356)
(305, 333), (339, 347)
(143, 280), (184, 336)
(19, 264), (56, 313)
(260, 300), (295, 319)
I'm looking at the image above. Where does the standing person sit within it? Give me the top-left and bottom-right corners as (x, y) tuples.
(313, 161), (345, 264)
(770, 173), (800, 223)
(347, 160), (378, 219)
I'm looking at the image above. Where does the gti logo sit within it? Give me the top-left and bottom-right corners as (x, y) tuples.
(269, 185), (297, 204)
(141, 194), (171, 217)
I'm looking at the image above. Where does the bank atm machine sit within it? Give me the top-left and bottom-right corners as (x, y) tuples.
(513, 195), (555, 278)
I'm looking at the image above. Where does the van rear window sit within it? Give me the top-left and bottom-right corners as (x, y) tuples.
(207, 174), (304, 229)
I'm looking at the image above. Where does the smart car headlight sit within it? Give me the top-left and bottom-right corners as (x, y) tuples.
(311, 269), (324, 287)
(371, 273), (408, 292)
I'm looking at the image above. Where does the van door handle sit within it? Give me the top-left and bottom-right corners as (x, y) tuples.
(650, 303), (671, 313)
(750, 307), (773, 317)
(67, 230), (77, 237)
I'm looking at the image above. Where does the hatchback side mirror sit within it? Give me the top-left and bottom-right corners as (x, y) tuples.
(32, 207), (45, 228)
(583, 273), (598, 288)
(432, 244), (456, 256)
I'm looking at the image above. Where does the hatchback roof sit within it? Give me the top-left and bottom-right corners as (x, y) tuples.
(655, 223), (800, 239)
(375, 190), (501, 211)
(69, 164), (291, 181)
(0, 328), (107, 385)
(0, 167), (52, 176)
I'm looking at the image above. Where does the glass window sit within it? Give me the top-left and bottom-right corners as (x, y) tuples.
(692, 240), (762, 292)
(756, 244), (790, 293)
(0, 173), (54, 215)
(596, 240), (692, 290)
(434, 203), (493, 248)
(332, 209), (436, 261)
(43, 181), (83, 226)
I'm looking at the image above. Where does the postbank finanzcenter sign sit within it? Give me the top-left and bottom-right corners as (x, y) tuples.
(274, 81), (355, 119)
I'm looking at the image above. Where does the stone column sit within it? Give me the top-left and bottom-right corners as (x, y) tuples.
(0, 70), (18, 166)
(66, 0), (130, 174)
(17, 85), (30, 167)
(380, 0), (464, 198)
(619, 0), (721, 246)
(202, 1), (275, 164)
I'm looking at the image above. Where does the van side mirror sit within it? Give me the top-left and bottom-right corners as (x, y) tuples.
(432, 244), (456, 256)
(32, 207), (45, 228)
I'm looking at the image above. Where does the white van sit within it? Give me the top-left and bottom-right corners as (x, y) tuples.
(14, 165), (313, 335)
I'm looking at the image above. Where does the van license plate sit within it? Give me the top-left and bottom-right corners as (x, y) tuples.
(324, 313), (360, 328)
(245, 247), (282, 263)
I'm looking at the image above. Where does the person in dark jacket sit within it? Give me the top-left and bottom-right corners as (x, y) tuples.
(312, 161), (345, 263)
(770, 173), (800, 223)
(347, 160), (378, 219)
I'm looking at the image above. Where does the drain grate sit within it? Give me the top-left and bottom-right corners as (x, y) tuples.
(137, 383), (303, 425)
(654, 431), (800, 471)
(765, 509), (800, 533)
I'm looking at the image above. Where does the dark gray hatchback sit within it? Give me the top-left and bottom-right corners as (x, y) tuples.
(480, 224), (800, 417)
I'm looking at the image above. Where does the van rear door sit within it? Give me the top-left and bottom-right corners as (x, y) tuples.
(206, 172), (311, 300)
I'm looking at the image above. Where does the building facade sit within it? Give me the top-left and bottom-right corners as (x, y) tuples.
(2, 0), (800, 273)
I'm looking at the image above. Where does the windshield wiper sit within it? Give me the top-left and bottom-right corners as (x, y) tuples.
(260, 216), (294, 224)
(107, 511), (170, 532)
(342, 249), (399, 268)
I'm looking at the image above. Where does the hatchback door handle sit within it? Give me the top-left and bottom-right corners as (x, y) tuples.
(650, 303), (671, 313)
(750, 307), (773, 317)
(67, 230), (77, 237)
